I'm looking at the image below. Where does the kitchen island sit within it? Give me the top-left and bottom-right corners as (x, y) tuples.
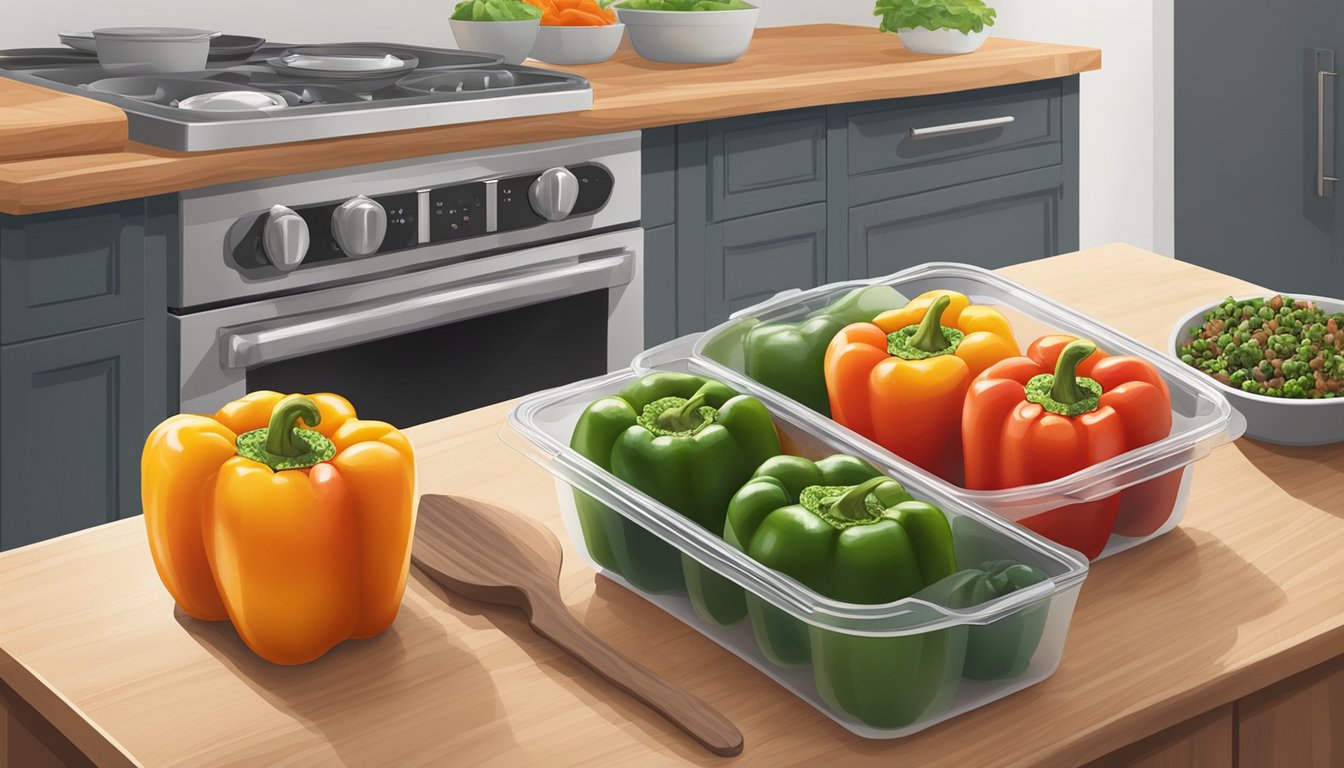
(1, 245), (1340, 767)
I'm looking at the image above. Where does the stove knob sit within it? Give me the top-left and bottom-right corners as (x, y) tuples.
(332, 195), (387, 258)
(261, 204), (309, 272)
(529, 167), (579, 222)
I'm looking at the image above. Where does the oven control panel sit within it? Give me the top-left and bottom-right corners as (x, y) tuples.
(231, 163), (615, 273)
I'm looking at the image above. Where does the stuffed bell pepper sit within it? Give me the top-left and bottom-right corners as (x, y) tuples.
(725, 454), (961, 728)
(570, 373), (782, 596)
(740, 285), (907, 415)
(915, 559), (1050, 680)
(824, 290), (1018, 479)
(142, 391), (416, 665)
(962, 335), (1177, 559)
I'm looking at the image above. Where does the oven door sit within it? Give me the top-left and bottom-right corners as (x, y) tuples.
(173, 228), (642, 427)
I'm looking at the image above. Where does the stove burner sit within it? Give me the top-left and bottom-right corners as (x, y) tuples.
(178, 90), (287, 112)
(396, 68), (518, 94)
(268, 46), (419, 80)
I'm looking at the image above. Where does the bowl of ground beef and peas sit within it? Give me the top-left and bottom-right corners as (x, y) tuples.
(1169, 293), (1344, 446)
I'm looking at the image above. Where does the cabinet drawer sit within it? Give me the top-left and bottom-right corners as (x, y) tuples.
(708, 108), (827, 221)
(1, 321), (146, 550)
(1, 199), (150, 344)
(850, 167), (1062, 278)
(848, 81), (1062, 204)
(698, 203), (827, 330)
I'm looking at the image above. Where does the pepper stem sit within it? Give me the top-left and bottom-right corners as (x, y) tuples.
(1049, 340), (1098, 405)
(656, 392), (709, 433)
(235, 395), (336, 471)
(824, 476), (888, 523)
(265, 395), (323, 457)
(909, 295), (953, 353)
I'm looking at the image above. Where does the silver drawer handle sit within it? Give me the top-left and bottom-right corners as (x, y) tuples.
(221, 251), (634, 369)
(908, 115), (1015, 139)
(1318, 68), (1338, 198)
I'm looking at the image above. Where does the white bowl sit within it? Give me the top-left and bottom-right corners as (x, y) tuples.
(1168, 294), (1344, 446)
(92, 27), (215, 72)
(531, 23), (625, 65)
(450, 18), (541, 66)
(897, 27), (991, 55)
(615, 7), (758, 65)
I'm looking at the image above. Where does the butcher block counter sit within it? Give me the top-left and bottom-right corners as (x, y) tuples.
(1, 245), (1341, 767)
(0, 25), (1100, 215)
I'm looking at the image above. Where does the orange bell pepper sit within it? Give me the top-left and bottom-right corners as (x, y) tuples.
(823, 290), (1018, 479)
(141, 391), (416, 665)
(962, 335), (1175, 559)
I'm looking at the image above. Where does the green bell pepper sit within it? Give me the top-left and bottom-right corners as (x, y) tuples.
(569, 372), (782, 595)
(742, 285), (906, 415)
(916, 559), (1050, 680)
(724, 453), (961, 729)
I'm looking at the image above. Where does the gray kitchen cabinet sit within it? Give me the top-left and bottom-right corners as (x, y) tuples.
(0, 198), (172, 551)
(849, 166), (1066, 278)
(699, 203), (828, 328)
(707, 107), (827, 221)
(845, 79), (1068, 205)
(1175, 2), (1343, 294)
(0, 321), (148, 550)
(643, 224), (678, 347)
(645, 77), (1080, 338)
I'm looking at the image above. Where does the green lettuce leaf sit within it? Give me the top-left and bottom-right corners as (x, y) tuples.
(873, 0), (996, 35)
(451, 0), (542, 21)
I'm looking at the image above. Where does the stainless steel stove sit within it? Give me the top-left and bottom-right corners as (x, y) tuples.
(0, 42), (592, 151)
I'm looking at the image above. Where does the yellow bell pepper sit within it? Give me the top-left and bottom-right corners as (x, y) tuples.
(141, 391), (416, 665)
(824, 290), (1018, 480)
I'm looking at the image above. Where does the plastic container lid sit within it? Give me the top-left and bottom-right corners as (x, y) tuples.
(642, 261), (1246, 521)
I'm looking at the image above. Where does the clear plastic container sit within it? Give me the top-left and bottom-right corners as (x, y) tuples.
(635, 262), (1245, 560)
(506, 355), (1088, 738)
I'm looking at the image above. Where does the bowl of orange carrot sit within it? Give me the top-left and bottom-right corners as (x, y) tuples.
(526, 0), (626, 65)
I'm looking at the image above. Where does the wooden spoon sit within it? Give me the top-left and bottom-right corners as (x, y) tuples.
(411, 494), (744, 758)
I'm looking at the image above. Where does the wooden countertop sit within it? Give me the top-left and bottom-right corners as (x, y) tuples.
(0, 78), (127, 164)
(1, 245), (1340, 767)
(0, 26), (1100, 215)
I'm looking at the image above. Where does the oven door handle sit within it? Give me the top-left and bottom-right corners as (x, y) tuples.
(221, 250), (634, 370)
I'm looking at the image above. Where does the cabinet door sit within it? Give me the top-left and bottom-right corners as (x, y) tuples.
(643, 224), (677, 347)
(0, 200), (149, 344)
(0, 321), (146, 550)
(849, 166), (1063, 278)
(687, 203), (827, 333)
(707, 107), (827, 222)
(1238, 655), (1344, 767)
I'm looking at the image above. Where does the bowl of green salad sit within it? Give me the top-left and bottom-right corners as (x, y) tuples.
(1169, 293), (1344, 446)
(614, 0), (758, 64)
(450, 0), (543, 64)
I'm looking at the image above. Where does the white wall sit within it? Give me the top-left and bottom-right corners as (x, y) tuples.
(1, 0), (1169, 254)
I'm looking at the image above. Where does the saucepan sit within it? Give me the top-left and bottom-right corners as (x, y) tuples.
(92, 27), (220, 73)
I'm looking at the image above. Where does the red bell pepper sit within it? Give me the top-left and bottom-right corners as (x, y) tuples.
(962, 335), (1177, 559)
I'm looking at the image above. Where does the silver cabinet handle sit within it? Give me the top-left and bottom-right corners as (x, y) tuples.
(221, 251), (634, 369)
(1318, 60), (1338, 198)
(908, 115), (1015, 139)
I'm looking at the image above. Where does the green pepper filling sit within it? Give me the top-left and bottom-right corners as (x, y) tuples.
(637, 395), (718, 437)
(236, 395), (336, 471)
(887, 293), (964, 360)
(800, 476), (889, 529)
(1024, 339), (1104, 416)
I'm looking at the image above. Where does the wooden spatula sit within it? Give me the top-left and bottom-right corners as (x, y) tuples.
(411, 494), (744, 758)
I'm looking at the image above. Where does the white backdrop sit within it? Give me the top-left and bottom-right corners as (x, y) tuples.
(0, 0), (1171, 255)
